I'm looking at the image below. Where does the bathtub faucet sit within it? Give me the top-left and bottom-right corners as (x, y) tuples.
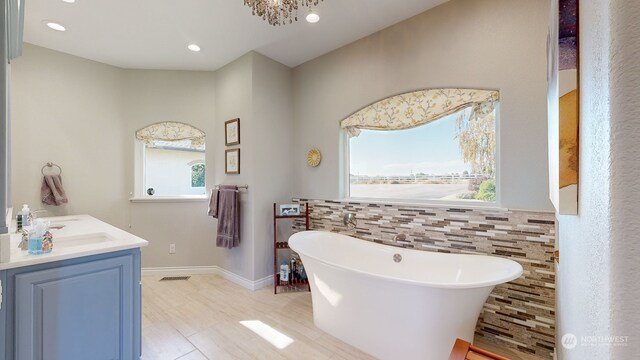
(393, 233), (407, 243)
(343, 213), (357, 228)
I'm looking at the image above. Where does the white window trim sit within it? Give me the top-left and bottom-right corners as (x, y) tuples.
(129, 196), (208, 203)
(341, 105), (502, 208)
(133, 138), (146, 198)
(187, 159), (205, 167)
(132, 139), (208, 202)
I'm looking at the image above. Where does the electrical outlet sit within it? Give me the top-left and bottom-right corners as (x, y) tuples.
(169, 244), (176, 254)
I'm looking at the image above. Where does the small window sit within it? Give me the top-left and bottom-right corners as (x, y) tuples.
(343, 89), (498, 204)
(135, 122), (206, 197)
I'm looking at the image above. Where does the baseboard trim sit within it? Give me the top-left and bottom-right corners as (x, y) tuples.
(141, 266), (218, 277)
(141, 266), (273, 291)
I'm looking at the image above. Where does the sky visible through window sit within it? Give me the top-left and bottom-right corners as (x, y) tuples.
(350, 112), (470, 177)
(348, 109), (496, 202)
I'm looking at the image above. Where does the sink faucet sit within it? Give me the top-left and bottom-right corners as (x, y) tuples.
(392, 233), (407, 243)
(18, 228), (29, 250)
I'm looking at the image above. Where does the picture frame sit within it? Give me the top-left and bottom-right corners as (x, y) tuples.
(547, 0), (579, 214)
(225, 118), (240, 146)
(279, 204), (300, 216)
(225, 149), (240, 174)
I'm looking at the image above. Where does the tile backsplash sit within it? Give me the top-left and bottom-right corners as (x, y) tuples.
(293, 199), (556, 359)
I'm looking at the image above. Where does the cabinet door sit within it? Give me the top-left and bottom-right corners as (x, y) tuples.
(14, 255), (134, 360)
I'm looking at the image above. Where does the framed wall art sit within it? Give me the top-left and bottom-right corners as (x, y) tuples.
(225, 148), (240, 174)
(225, 118), (240, 146)
(548, 0), (579, 214)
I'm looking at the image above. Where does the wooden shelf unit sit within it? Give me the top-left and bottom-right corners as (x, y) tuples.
(273, 202), (310, 294)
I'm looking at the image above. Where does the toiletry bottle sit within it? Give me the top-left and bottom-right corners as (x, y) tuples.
(280, 261), (289, 284)
(20, 204), (31, 227)
(299, 261), (306, 281)
(16, 213), (23, 231)
(290, 258), (296, 283)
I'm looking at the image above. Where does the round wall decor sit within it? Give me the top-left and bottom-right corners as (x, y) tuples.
(307, 148), (322, 167)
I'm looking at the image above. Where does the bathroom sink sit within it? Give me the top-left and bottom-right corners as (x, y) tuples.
(47, 217), (81, 229)
(54, 233), (114, 249)
(49, 217), (81, 223)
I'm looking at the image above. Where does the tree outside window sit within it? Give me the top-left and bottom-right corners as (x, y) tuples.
(191, 164), (205, 188)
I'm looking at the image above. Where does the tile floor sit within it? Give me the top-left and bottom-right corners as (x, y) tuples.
(141, 275), (542, 360)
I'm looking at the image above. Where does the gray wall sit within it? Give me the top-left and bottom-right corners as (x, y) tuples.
(250, 53), (295, 280)
(213, 53), (255, 280)
(11, 44), (127, 226)
(213, 52), (295, 280)
(556, 0), (640, 358)
(121, 69), (218, 268)
(608, 0), (640, 354)
(292, 0), (553, 211)
(11, 45), (294, 281)
(11, 44), (220, 268)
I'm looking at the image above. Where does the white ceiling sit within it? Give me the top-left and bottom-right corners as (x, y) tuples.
(23, 0), (448, 71)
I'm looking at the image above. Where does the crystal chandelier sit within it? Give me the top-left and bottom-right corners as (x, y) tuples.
(243, 0), (323, 26)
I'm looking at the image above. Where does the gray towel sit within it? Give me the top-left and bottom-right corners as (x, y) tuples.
(41, 175), (68, 206)
(208, 188), (220, 218)
(209, 186), (240, 249)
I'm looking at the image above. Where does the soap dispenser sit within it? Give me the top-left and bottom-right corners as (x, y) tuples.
(20, 204), (31, 227)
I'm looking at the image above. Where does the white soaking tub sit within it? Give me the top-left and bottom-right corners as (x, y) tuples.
(288, 231), (523, 360)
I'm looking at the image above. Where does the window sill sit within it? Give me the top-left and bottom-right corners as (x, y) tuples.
(129, 196), (208, 203)
(341, 197), (508, 211)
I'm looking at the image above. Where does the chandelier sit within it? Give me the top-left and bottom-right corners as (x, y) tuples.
(243, 0), (323, 26)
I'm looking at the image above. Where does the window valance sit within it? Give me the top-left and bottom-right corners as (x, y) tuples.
(135, 122), (205, 149)
(340, 88), (499, 137)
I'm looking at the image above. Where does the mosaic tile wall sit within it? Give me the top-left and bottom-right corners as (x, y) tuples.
(292, 199), (556, 359)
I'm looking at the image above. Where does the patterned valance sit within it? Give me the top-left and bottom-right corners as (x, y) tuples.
(136, 122), (205, 149)
(340, 89), (499, 137)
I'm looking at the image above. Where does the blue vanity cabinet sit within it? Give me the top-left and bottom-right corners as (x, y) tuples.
(0, 249), (142, 360)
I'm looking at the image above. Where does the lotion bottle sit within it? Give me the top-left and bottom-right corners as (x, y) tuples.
(280, 261), (289, 284)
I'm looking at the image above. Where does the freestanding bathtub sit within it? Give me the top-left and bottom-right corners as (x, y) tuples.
(289, 231), (523, 360)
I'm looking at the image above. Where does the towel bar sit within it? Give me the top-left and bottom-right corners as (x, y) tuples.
(214, 185), (248, 190)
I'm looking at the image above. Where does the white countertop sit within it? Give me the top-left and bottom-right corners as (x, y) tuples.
(1, 214), (148, 271)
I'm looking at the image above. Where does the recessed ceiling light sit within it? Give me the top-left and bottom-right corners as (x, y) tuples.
(305, 10), (320, 24)
(187, 44), (201, 52)
(45, 22), (66, 32)
(62, 0), (76, 3)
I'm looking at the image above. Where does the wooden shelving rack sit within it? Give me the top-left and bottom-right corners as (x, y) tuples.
(273, 202), (310, 294)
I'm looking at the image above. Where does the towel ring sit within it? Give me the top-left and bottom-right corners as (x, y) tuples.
(41, 162), (62, 176)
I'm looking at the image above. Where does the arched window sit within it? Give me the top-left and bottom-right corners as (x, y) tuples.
(342, 89), (499, 204)
(135, 122), (206, 197)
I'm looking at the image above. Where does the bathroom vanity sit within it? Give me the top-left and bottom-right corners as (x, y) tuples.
(0, 215), (148, 360)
